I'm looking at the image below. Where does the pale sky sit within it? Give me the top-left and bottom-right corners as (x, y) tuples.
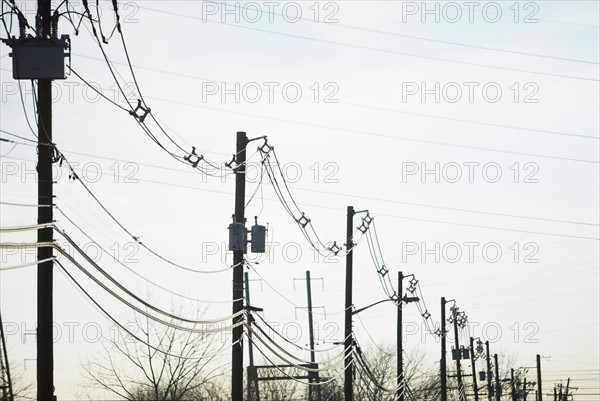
(1, 1), (599, 399)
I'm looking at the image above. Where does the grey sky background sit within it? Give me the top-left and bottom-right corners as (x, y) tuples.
(1, 0), (599, 399)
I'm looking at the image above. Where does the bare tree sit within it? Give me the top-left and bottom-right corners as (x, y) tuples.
(3, 362), (34, 401)
(82, 311), (228, 401)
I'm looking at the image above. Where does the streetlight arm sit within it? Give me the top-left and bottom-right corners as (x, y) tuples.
(353, 296), (420, 315)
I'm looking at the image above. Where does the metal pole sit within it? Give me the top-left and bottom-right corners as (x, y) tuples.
(470, 337), (479, 401)
(441, 297), (447, 401)
(536, 354), (543, 401)
(397, 271), (404, 401)
(486, 341), (492, 401)
(231, 131), (248, 401)
(453, 307), (464, 401)
(306, 270), (321, 401)
(37, 1), (54, 400)
(344, 206), (355, 401)
(0, 312), (14, 401)
(494, 354), (500, 401)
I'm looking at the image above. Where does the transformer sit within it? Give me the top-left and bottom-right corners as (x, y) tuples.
(228, 222), (247, 252)
(251, 223), (266, 253)
(3, 35), (70, 80)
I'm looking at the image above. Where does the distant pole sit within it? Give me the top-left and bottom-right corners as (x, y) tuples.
(344, 206), (355, 401)
(470, 337), (479, 401)
(452, 307), (464, 401)
(0, 312), (14, 401)
(397, 271), (404, 401)
(494, 354), (500, 401)
(536, 354), (543, 401)
(306, 270), (321, 401)
(441, 297), (447, 401)
(231, 131), (248, 401)
(511, 368), (516, 401)
(564, 378), (570, 401)
(37, 1), (55, 400)
(486, 341), (493, 401)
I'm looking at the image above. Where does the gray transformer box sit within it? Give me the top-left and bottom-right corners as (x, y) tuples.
(251, 224), (266, 253)
(3, 35), (70, 80)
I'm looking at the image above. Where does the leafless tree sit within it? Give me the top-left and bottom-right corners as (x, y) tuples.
(82, 311), (229, 401)
(2, 362), (34, 401)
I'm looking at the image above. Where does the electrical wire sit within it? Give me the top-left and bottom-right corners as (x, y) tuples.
(56, 208), (242, 304)
(138, 6), (599, 82)
(54, 230), (243, 327)
(56, 259), (238, 360)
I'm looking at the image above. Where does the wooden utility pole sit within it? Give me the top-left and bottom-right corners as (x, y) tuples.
(344, 206), (355, 401)
(37, 1), (55, 400)
(231, 131), (248, 401)
(0, 312), (14, 401)
(441, 297), (447, 401)
(486, 341), (493, 401)
(397, 272), (404, 401)
(494, 354), (500, 401)
(536, 354), (543, 401)
(511, 368), (516, 401)
(470, 337), (479, 401)
(452, 306), (465, 401)
(306, 270), (322, 401)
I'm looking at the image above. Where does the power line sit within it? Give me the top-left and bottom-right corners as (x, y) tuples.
(3, 132), (598, 228)
(137, 6), (599, 82)
(70, 54), (599, 141)
(3, 152), (598, 241)
(190, 1), (599, 65)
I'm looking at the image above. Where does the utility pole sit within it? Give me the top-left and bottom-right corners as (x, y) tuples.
(0, 312), (14, 401)
(37, 1), (55, 401)
(452, 306), (465, 401)
(511, 368), (516, 401)
(486, 341), (493, 401)
(563, 378), (570, 401)
(344, 206), (355, 401)
(536, 354), (543, 401)
(305, 270), (322, 401)
(231, 131), (248, 401)
(494, 354), (500, 401)
(397, 272), (404, 401)
(470, 337), (479, 401)
(441, 297), (447, 401)
(245, 272), (259, 401)
(523, 378), (527, 401)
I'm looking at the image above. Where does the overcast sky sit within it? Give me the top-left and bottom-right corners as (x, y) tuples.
(1, 1), (599, 399)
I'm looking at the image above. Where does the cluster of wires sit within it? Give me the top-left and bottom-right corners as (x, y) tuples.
(242, 309), (348, 387)
(364, 219), (439, 336)
(48, 0), (229, 177)
(259, 144), (370, 259)
(352, 337), (399, 397)
(0, 227), (238, 363)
